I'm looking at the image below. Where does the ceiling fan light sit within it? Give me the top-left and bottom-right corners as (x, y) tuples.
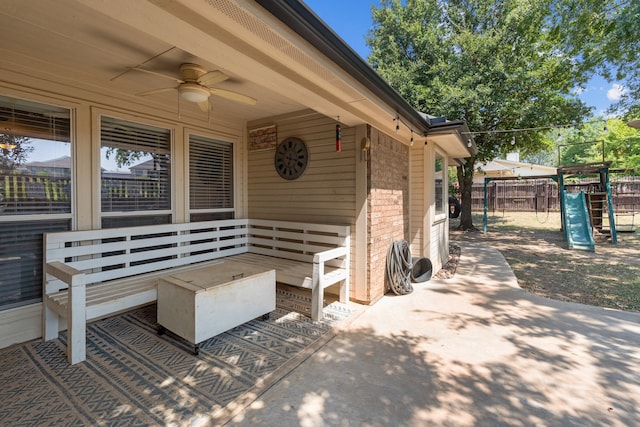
(179, 84), (209, 103)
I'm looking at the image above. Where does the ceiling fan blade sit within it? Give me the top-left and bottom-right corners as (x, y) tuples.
(209, 88), (257, 105)
(136, 87), (178, 97)
(197, 100), (211, 112)
(128, 67), (184, 84)
(198, 70), (229, 87)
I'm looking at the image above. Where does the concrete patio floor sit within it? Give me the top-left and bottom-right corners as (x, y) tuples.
(229, 241), (640, 426)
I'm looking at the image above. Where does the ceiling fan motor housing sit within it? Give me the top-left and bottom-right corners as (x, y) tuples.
(179, 63), (207, 81)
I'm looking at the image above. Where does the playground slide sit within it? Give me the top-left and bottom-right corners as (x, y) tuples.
(562, 191), (595, 252)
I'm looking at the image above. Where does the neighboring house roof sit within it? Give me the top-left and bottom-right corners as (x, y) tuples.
(129, 159), (155, 171)
(24, 156), (71, 169)
(474, 158), (557, 181)
(102, 170), (132, 179)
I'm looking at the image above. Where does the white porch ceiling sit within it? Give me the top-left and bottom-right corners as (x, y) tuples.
(0, 0), (397, 131)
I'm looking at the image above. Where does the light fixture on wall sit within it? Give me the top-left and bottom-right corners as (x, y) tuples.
(1, 128), (17, 150)
(336, 118), (342, 152)
(394, 115), (400, 134)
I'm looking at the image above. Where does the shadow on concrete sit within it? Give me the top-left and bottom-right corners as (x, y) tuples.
(229, 243), (640, 426)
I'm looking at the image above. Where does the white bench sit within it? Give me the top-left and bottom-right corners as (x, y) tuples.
(43, 218), (350, 364)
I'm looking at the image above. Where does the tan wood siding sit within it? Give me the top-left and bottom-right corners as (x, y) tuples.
(410, 143), (425, 258)
(247, 114), (356, 225)
(247, 113), (357, 300)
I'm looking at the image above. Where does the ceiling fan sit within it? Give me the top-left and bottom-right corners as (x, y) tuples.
(131, 63), (257, 112)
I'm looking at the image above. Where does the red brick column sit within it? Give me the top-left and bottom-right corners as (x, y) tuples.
(367, 131), (409, 303)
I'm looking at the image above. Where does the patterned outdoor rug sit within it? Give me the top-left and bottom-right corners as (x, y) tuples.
(0, 286), (355, 426)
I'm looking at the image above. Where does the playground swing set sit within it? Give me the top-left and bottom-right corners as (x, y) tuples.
(482, 158), (637, 252)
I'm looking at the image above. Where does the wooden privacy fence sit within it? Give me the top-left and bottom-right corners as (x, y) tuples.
(0, 172), (166, 214)
(1, 173), (71, 213)
(471, 176), (640, 213)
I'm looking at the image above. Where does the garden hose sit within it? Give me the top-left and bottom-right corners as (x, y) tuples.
(386, 240), (414, 295)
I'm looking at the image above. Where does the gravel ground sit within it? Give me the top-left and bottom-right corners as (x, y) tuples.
(432, 244), (461, 279)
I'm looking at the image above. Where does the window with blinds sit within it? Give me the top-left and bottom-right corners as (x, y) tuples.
(0, 94), (72, 310)
(189, 135), (234, 216)
(435, 153), (445, 215)
(100, 116), (171, 219)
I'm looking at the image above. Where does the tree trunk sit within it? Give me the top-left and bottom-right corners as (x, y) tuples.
(456, 157), (477, 231)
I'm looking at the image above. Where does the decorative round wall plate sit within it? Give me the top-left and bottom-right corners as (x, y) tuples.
(274, 137), (309, 180)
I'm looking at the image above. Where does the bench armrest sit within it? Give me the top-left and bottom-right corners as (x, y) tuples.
(47, 261), (86, 288)
(313, 247), (347, 264)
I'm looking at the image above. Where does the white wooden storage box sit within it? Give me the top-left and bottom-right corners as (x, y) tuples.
(157, 260), (276, 348)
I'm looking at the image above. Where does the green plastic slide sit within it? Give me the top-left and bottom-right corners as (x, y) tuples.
(563, 191), (595, 252)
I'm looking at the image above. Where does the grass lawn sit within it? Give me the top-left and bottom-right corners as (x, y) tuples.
(450, 211), (640, 312)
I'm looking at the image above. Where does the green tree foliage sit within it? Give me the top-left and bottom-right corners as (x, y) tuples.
(104, 148), (145, 168)
(557, 119), (640, 171)
(367, 0), (593, 229)
(552, 1), (640, 116)
(0, 132), (33, 172)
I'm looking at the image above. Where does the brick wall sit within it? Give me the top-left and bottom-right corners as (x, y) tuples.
(367, 129), (409, 303)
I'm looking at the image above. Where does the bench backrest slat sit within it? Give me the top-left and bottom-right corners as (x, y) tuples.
(47, 229), (247, 260)
(64, 235), (248, 272)
(86, 245), (248, 284)
(44, 219), (249, 291)
(247, 220), (349, 267)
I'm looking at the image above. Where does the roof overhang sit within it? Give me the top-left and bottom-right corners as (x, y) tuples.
(424, 117), (477, 158)
(254, 0), (433, 137)
(1, 0), (475, 152)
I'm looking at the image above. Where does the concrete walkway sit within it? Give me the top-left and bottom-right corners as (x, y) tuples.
(228, 242), (640, 427)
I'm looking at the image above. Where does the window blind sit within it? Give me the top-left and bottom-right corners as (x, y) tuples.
(1, 96), (71, 215)
(100, 116), (171, 213)
(100, 116), (171, 154)
(189, 135), (233, 211)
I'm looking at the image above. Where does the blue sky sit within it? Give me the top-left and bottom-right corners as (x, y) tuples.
(304, 0), (622, 118)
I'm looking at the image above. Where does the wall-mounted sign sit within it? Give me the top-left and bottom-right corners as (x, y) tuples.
(248, 124), (277, 151)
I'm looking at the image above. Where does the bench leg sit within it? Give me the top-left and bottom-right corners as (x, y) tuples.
(42, 302), (60, 342)
(67, 284), (86, 365)
(339, 279), (349, 305)
(311, 287), (324, 322)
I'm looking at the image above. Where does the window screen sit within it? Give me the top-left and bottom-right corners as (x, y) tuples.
(189, 134), (233, 213)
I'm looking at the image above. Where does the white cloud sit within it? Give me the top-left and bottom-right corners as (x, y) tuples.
(607, 83), (627, 101)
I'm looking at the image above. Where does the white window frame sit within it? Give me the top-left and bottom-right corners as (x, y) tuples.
(96, 112), (175, 226)
(185, 130), (237, 221)
(434, 149), (447, 222)
(0, 92), (75, 310)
